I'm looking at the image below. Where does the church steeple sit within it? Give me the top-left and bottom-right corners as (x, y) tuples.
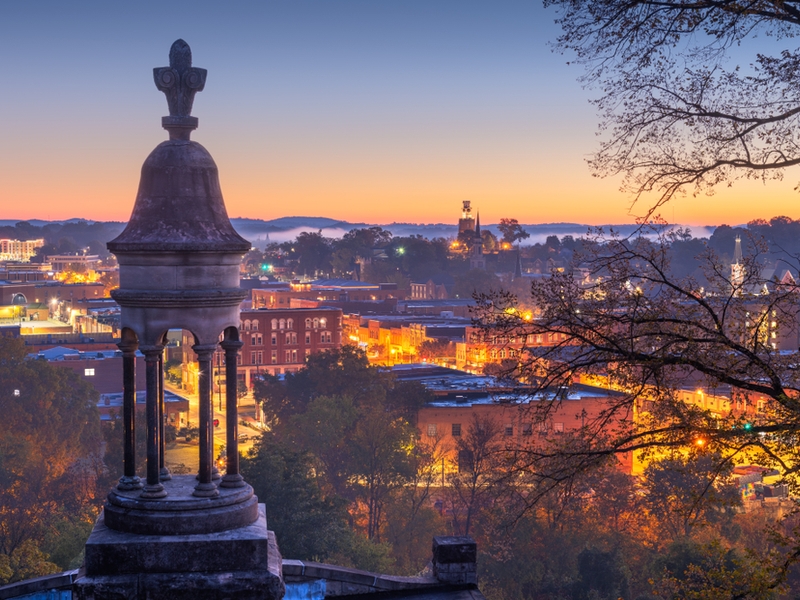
(731, 235), (745, 292)
(469, 211), (486, 270)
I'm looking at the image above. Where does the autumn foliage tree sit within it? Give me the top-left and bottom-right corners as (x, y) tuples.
(0, 337), (103, 583)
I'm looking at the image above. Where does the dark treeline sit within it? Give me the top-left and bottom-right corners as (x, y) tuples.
(5, 215), (800, 285)
(0, 221), (124, 261)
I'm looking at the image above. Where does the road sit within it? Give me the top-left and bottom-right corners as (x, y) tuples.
(164, 384), (262, 474)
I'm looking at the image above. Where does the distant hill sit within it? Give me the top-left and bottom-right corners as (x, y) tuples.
(0, 216), (719, 246)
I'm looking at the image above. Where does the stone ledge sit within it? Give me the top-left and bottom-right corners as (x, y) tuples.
(0, 569), (78, 600)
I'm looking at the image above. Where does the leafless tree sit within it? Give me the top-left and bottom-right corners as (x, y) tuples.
(474, 227), (800, 491)
(545, 0), (800, 214)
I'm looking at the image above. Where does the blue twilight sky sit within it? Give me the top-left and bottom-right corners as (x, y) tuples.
(0, 1), (796, 227)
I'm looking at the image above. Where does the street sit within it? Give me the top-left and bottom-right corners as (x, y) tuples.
(164, 384), (261, 474)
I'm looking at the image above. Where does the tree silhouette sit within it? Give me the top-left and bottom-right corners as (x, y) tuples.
(546, 0), (800, 214)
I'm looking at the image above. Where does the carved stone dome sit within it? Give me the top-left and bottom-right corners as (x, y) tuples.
(108, 139), (249, 254)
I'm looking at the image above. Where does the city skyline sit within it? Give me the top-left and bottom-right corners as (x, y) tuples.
(1, 0), (799, 227)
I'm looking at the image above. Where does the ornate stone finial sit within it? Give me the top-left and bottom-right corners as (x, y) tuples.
(153, 39), (207, 140)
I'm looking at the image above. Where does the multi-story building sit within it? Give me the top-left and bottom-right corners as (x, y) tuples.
(455, 324), (570, 371)
(0, 238), (44, 261)
(251, 280), (399, 309)
(46, 253), (102, 272)
(237, 307), (343, 387)
(394, 365), (635, 474)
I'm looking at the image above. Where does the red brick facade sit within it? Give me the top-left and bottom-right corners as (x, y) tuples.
(238, 307), (343, 387)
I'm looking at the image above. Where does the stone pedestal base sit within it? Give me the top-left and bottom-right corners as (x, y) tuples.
(104, 474), (258, 535)
(73, 504), (284, 600)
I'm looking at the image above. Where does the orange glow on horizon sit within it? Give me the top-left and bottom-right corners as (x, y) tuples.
(3, 146), (800, 227)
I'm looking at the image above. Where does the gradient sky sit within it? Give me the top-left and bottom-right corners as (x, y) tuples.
(0, 0), (797, 228)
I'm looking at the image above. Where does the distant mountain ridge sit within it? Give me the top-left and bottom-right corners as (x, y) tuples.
(0, 216), (722, 245)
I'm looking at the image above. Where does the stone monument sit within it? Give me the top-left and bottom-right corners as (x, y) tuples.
(73, 40), (285, 600)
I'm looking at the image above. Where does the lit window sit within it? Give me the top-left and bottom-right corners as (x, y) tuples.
(554, 422), (564, 433)
(427, 424), (437, 437)
(84, 368), (95, 376)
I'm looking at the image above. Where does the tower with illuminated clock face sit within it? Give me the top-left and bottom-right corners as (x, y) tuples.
(458, 200), (476, 235)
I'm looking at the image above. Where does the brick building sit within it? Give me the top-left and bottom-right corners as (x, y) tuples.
(251, 280), (399, 309)
(418, 389), (634, 474)
(238, 307), (343, 387)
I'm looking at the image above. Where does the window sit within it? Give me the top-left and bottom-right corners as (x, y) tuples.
(251, 333), (262, 346)
(250, 351), (257, 364)
(244, 320), (251, 331)
(279, 319), (286, 330)
(287, 319), (293, 330)
(251, 320), (258, 331)
(292, 349), (297, 363)
(427, 424), (437, 437)
(554, 422), (564, 434)
(321, 332), (332, 343)
(313, 318), (319, 329)
(271, 319), (278, 330)
(458, 449), (474, 473)
(305, 318), (312, 329)
(305, 349), (311, 358)
(84, 368), (95, 376)
(271, 350), (277, 364)
(286, 332), (297, 345)
(522, 423), (532, 436)
(271, 333), (277, 346)
(305, 332), (311, 344)
(285, 350), (292, 363)
(320, 318), (327, 328)
(504, 425), (513, 437)
(451, 423), (462, 437)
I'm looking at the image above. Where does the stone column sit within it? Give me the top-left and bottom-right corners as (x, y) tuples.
(140, 345), (166, 499)
(193, 344), (219, 498)
(117, 339), (142, 491)
(220, 339), (244, 488)
(158, 351), (171, 481)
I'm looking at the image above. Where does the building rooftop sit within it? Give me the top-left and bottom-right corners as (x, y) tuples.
(392, 364), (617, 406)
